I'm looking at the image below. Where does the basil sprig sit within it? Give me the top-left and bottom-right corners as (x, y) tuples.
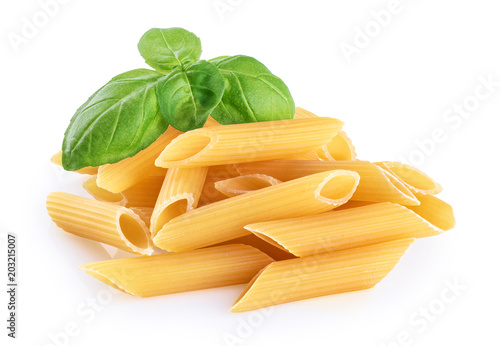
(62, 27), (294, 171)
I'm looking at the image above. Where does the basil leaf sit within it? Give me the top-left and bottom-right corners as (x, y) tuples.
(157, 60), (225, 131)
(138, 28), (202, 73)
(62, 69), (168, 171)
(210, 55), (295, 124)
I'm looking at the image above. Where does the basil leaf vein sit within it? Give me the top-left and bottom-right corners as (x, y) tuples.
(62, 69), (168, 171)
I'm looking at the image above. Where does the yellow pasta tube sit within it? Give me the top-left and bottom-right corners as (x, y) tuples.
(155, 118), (343, 168)
(246, 203), (443, 257)
(376, 161), (442, 194)
(150, 167), (208, 237)
(199, 165), (242, 206)
(79, 244), (274, 297)
(407, 192), (455, 231)
(153, 170), (360, 252)
(216, 235), (297, 261)
(51, 151), (98, 175)
(215, 174), (282, 197)
(230, 239), (415, 312)
(321, 131), (357, 160)
(287, 151), (322, 160)
(83, 176), (127, 205)
(129, 207), (154, 228)
(236, 160), (419, 205)
(121, 174), (165, 208)
(46, 192), (153, 255)
(97, 126), (181, 193)
(294, 107), (357, 160)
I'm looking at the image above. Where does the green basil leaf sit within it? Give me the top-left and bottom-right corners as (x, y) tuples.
(210, 55), (295, 124)
(138, 28), (202, 73)
(62, 69), (168, 171)
(157, 60), (225, 131)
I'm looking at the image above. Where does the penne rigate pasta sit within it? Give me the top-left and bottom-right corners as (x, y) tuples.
(129, 207), (154, 228)
(215, 174), (282, 197)
(320, 131), (357, 161)
(246, 203), (443, 257)
(287, 151), (322, 160)
(199, 165), (242, 206)
(97, 126), (181, 193)
(294, 107), (357, 160)
(376, 161), (442, 195)
(230, 239), (415, 312)
(235, 160), (419, 205)
(155, 118), (343, 168)
(153, 170), (360, 252)
(407, 192), (455, 231)
(46, 192), (153, 255)
(334, 200), (375, 210)
(51, 151), (99, 175)
(215, 234), (297, 261)
(150, 167), (208, 237)
(83, 176), (127, 205)
(80, 244), (274, 297)
(121, 174), (165, 208)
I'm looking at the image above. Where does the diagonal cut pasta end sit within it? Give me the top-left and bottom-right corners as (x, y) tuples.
(230, 238), (415, 313)
(315, 170), (360, 206)
(377, 161), (443, 195)
(155, 130), (216, 168)
(215, 174), (282, 197)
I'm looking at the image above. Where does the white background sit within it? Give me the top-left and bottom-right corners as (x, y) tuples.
(1, 0), (499, 345)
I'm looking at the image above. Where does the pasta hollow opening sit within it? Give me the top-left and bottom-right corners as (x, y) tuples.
(216, 174), (280, 197)
(251, 232), (290, 254)
(319, 174), (358, 201)
(160, 134), (212, 162)
(119, 213), (149, 249)
(386, 164), (439, 193)
(154, 199), (189, 231)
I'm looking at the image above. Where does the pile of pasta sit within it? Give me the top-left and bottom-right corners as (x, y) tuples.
(47, 107), (455, 312)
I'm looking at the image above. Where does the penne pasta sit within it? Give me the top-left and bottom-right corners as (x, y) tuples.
(215, 174), (281, 197)
(246, 203), (443, 257)
(155, 118), (343, 168)
(153, 170), (360, 252)
(376, 161), (442, 195)
(407, 192), (455, 231)
(320, 131), (357, 161)
(334, 200), (375, 210)
(294, 107), (357, 160)
(287, 151), (322, 161)
(215, 234), (297, 261)
(230, 239), (415, 312)
(129, 207), (154, 228)
(46, 192), (153, 255)
(97, 126), (181, 193)
(235, 160), (419, 205)
(79, 244), (274, 297)
(199, 165), (241, 206)
(51, 151), (99, 175)
(121, 174), (165, 208)
(150, 167), (208, 237)
(83, 176), (127, 205)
